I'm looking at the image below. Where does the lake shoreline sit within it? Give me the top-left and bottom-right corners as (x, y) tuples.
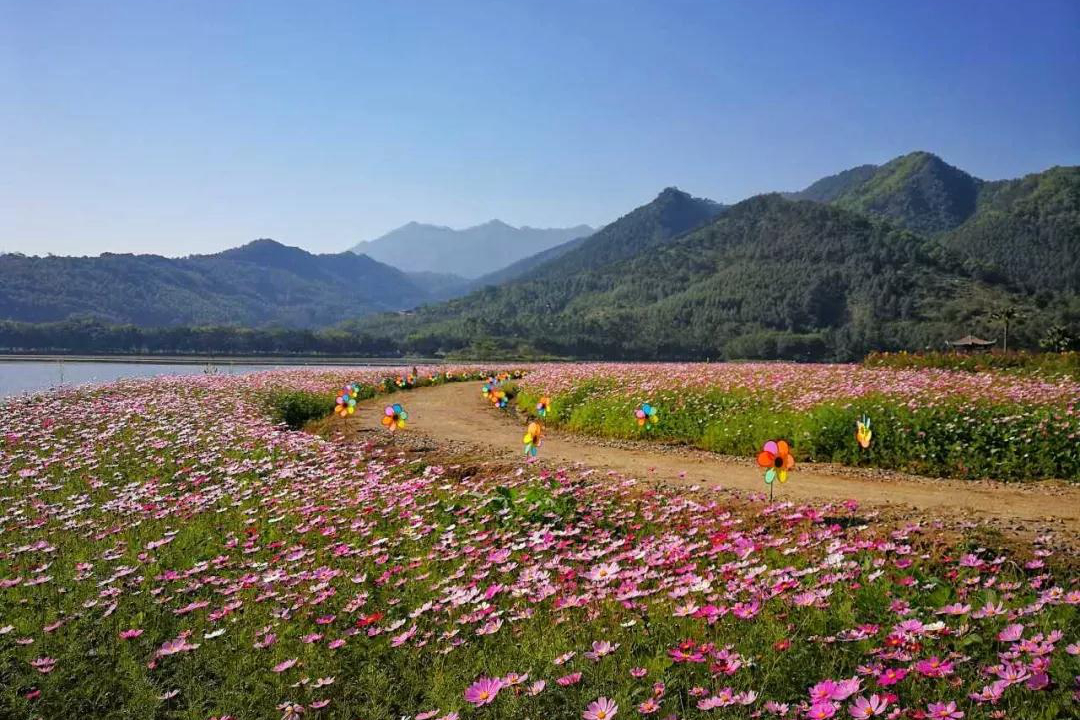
(0, 354), (440, 366)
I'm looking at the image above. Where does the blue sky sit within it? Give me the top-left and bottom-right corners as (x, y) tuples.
(2, 0), (1078, 256)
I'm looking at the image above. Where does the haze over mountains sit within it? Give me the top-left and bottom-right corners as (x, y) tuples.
(2, 150), (1077, 359)
(349, 220), (594, 278)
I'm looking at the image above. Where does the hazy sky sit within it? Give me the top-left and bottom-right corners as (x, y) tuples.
(3, 1), (1078, 256)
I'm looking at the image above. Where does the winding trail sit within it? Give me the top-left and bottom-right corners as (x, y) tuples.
(354, 381), (1080, 533)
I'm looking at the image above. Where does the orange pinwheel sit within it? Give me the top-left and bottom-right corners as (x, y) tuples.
(757, 439), (795, 485)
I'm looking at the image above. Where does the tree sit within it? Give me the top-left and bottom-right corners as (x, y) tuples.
(989, 306), (1023, 352)
(1039, 324), (1074, 353)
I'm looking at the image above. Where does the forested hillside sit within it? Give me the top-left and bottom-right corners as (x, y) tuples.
(350, 189), (1078, 360)
(0, 239), (431, 328)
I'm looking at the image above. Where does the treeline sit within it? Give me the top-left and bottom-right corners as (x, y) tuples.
(0, 318), (401, 357)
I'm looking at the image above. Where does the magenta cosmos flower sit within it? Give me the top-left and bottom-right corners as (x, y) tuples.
(807, 702), (837, 719)
(582, 697), (618, 720)
(926, 701), (964, 719)
(464, 677), (504, 706)
(848, 695), (889, 718)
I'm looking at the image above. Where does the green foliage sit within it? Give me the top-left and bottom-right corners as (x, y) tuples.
(0, 317), (403, 356)
(522, 386), (1080, 481)
(0, 238), (431, 327)
(828, 151), (982, 234)
(263, 388), (340, 429)
(487, 481), (579, 527)
(1040, 325), (1075, 353)
(943, 166), (1080, 293)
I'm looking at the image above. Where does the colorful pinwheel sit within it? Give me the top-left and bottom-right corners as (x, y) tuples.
(756, 439), (795, 500)
(381, 403), (408, 431)
(523, 421), (543, 457)
(856, 415), (873, 449)
(335, 383), (361, 417)
(491, 389), (509, 409)
(635, 403), (659, 429)
(395, 375), (415, 389)
(536, 397), (550, 418)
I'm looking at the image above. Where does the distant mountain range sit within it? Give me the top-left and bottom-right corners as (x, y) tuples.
(0, 239), (431, 328)
(2, 151), (1077, 359)
(349, 220), (593, 279)
(349, 153), (1079, 359)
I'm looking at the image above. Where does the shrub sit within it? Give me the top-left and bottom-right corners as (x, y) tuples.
(264, 389), (337, 429)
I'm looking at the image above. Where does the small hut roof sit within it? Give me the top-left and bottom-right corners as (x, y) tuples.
(947, 335), (996, 347)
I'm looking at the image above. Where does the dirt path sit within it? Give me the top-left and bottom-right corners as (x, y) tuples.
(354, 381), (1080, 533)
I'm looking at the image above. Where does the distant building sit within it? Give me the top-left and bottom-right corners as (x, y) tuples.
(947, 335), (996, 351)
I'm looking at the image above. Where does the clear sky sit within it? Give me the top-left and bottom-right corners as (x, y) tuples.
(2, 1), (1078, 256)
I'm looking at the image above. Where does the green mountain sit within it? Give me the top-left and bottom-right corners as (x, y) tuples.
(352, 188), (1064, 359)
(942, 165), (1080, 293)
(0, 239), (431, 328)
(790, 153), (1080, 293)
(785, 163), (878, 203)
(790, 151), (981, 234)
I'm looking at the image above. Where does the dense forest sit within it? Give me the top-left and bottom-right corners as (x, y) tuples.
(0, 239), (431, 327)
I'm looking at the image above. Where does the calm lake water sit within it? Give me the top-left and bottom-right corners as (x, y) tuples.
(0, 360), (364, 398)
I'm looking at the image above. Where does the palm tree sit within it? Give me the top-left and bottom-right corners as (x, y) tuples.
(989, 306), (1022, 352)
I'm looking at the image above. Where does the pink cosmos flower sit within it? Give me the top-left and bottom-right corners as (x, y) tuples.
(583, 697), (618, 720)
(926, 701), (963, 719)
(997, 624), (1024, 642)
(807, 701), (837, 719)
(637, 698), (660, 715)
(119, 628), (143, 639)
(30, 657), (56, 674)
(875, 668), (907, 686)
(734, 691), (757, 705)
(848, 695), (888, 718)
(969, 681), (1005, 704)
(914, 656), (953, 678)
(557, 672), (583, 686)
(464, 677), (503, 706)
(526, 680), (546, 696)
(584, 640), (619, 660)
(272, 658), (298, 673)
(630, 667), (648, 678)
(277, 703), (304, 720)
(502, 672), (528, 686)
(1026, 672), (1050, 690)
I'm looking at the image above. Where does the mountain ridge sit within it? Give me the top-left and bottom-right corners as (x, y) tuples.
(348, 172), (1077, 359)
(0, 239), (431, 328)
(350, 219), (594, 279)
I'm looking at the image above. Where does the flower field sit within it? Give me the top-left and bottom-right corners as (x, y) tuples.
(1, 365), (1079, 719)
(515, 363), (1080, 481)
